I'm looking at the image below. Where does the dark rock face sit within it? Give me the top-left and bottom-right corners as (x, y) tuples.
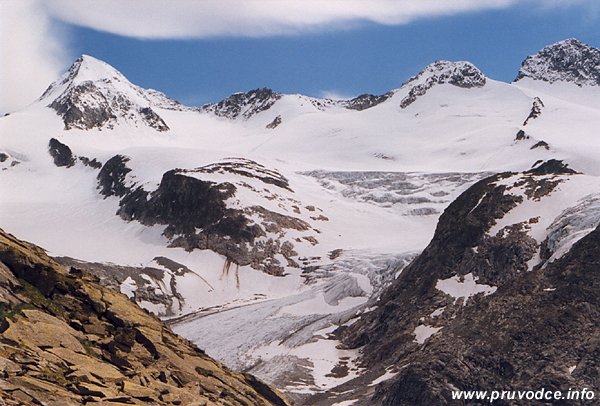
(0, 152), (9, 163)
(523, 97), (544, 125)
(49, 82), (116, 130)
(530, 140), (550, 150)
(202, 88), (281, 119)
(97, 155), (133, 197)
(515, 38), (600, 86)
(48, 138), (76, 167)
(139, 107), (169, 131)
(116, 170), (303, 275)
(515, 129), (528, 141)
(322, 167), (597, 405)
(400, 61), (486, 108)
(266, 115), (282, 129)
(341, 93), (393, 111)
(118, 170), (239, 237)
(526, 159), (577, 175)
(79, 156), (102, 169)
(49, 83), (170, 131)
(368, 223), (600, 405)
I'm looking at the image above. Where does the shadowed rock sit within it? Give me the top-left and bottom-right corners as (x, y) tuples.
(48, 138), (75, 167)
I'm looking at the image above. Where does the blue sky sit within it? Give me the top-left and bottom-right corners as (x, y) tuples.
(1, 0), (599, 112)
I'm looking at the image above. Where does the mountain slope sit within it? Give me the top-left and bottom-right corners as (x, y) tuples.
(0, 228), (288, 405)
(305, 161), (600, 404)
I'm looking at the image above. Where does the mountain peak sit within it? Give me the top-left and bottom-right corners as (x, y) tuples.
(39, 55), (181, 131)
(67, 54), (125, 83)
(40, 55), (125, 99)
(408, 60), (486, 87)
(201, 87), (282, 119)
(399, 60), (486, 108)
(515, 38), (600, 86)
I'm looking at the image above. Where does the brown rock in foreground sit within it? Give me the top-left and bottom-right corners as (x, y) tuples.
(0, 228), (289, 405)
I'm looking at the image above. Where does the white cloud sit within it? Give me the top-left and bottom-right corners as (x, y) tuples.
(0, 0), (69, 114)
(41, 0), (518, 39)
(42, 0), (600, 40)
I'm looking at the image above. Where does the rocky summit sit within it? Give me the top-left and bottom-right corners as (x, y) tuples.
(399, 60), (486, 108)
(0, 228), (288, 405)
(515, 38), (600, 86)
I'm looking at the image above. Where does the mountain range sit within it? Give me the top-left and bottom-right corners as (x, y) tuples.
(1, 38), (599, 405)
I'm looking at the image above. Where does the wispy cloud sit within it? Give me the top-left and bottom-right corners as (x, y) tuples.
(39, 0), (518, 39)
(318, 90), (357, 101)
(40, 0), (599, 39)
(0, 0), (68, 114)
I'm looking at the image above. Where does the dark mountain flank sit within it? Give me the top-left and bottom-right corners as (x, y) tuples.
(305, 164), (600, 405)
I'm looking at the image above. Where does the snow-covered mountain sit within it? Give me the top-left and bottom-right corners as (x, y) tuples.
(1, 38), (600, 404)
(40, 55), (183, 131)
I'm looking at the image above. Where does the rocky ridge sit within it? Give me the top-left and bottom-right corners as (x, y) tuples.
(515, 38), (600, 86)
(338, 92), (394, 111)
(200, 88), (282, 120)
(399, 60), (487, 108)
(0, 228), (289, 405)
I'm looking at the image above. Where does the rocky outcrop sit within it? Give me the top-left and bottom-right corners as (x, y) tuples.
(192, 158), (292, 191)
(78, 156), (102, 169)
(526, 159), (577, 175)
(530, 140), (550, 150)
(0, 228), (289, 405)
(266, 115), (282, 129)
(49, 81), (117, 130)
(201, 88), (281, 119)
(98, 157), (312, 275)
(523, 96), (544, 125)
(400, 61), (486, 108)
(48, 138), (102, 169)
(515, 38), (600, 86)
(97, 155), (133, 198)
(138, 107), (169, 131)
(340, 171), (523, 353)
(48, 138), (76, 168)
(0, 151), (21, 170)
(55, 256), (190, 318)
(340, 93), (393, 111)
(116, 169), (306, 275)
